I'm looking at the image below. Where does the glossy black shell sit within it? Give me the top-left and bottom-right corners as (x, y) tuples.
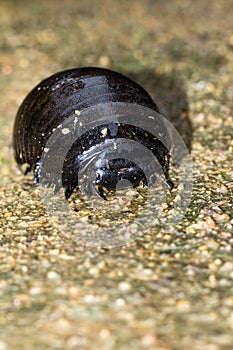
(13, 67), (172, 198)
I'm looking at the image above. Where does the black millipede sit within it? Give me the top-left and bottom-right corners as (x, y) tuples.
(13, 67), (173, 199)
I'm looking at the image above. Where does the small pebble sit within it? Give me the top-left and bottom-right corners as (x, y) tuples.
(176, 299), (191, 312)
(47, 271), (61, 280)
(99, 328), (111, 339)
(220, 261), (233, 272)
(213, 213), (230, 222)
(0, 341), (7, 350)
(115, 298), (125, 307)
(205, 217), (217, 229)
(118, 281), (132, 292)
(67, 286), (79, 299)
(141, 333), (157, 346)
(29, 287), (42, 296)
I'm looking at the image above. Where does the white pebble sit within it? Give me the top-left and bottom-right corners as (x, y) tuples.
(118, 281), (131, 292)
(61, 128), (70, 135)
(0, 341), (7, 350)
(101, 128), (108, 137)
(47, 271), (61, 280)
(115, 298), (125, 307)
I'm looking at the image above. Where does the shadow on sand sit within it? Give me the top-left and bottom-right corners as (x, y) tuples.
(123, 68), (193, 151)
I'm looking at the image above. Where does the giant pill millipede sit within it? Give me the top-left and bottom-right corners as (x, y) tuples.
(13, 67), (173, 199)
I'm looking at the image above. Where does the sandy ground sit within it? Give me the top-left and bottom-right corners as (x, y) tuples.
(0, 0), (233, 349)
